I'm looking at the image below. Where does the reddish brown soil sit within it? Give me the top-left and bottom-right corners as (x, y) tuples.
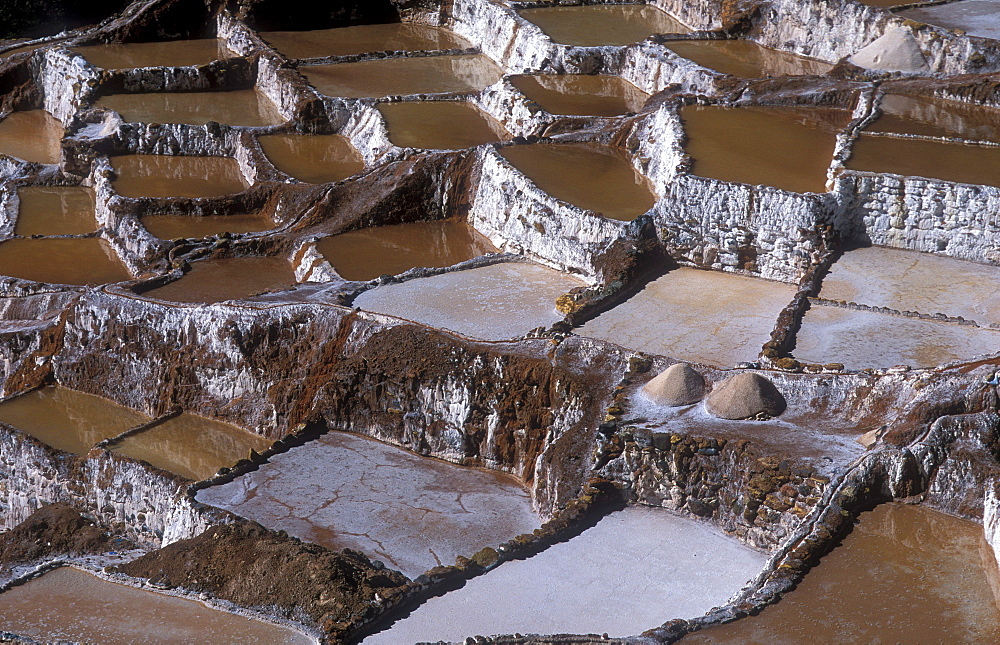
(115, 520), (410, 640)
(0, 504), (116, 572)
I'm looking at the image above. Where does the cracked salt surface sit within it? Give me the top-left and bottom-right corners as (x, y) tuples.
(353, 262), (584, 341)
(363, 506), (768, 642)
(196, 431), (540, 578)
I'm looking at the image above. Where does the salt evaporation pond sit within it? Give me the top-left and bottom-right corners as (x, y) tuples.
(577, 268), (795, 367)
(0, 567), (313, 644)
(499, 141), (657, 221)
(141, 256), (296, 304)
(72, 39), (233, 69)
(260, 23), (471, 59)
(300, 54), (503, 99)
(0, 110), (63, 164)
(519, 4), (689, 46)
(847, 134), (1000, 187)
(377, 101), (508, 149)
(317, 218), (497, 281)
(111, 155), (249, 198)
(97, 89), (285, 127)
(141, 212), (276, 239)
(867, 94), (1000, 142)
(14, 186), (96, 236)
(900, 0), (1000, 41)
(681, 105), (849, 193)
(111, 412), (273, 481)
(664, 40), (834, 78)
(364, 506), (768, 642)
(510, 74), (649, 116)
(0, 385), (150, 455)
(353, 262), (584, 341)
(258, 133), (365, 184)
(821, 246), (1000, 326)
(684, 503), (1000, 643)
(793, 304), (1000, 369)
(197, 431), (540, 578)
(0, 237), (132, 286)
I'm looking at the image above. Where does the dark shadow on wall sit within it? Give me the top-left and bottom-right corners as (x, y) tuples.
(240, 0), (401, 31)
(0, 0), (133, 38)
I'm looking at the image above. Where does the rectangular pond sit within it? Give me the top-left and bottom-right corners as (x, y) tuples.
(196, 430), (540, 579)
(577, 268), (795, 367)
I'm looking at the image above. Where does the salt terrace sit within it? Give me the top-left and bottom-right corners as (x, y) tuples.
(1, 0), (1000, 642)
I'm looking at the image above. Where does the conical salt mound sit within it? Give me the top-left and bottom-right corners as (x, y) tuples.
(642, 363), (705, 406)
(705, 372), (786, 420)
(849, 27), (928, 73)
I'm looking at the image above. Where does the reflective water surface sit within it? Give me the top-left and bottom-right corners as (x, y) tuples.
(317, 218), (497, 281)
(300, 54), (503, 98)
(499, 142), (657, 220)
(261, 23), (471, 59)
(0, 237), (132, 286)
(0, 567), (313, 644)
(141, 256), (296, 304)
(110, 155), (249, 198)
(682, 105), (850, 193)
(72, 39), (233, 69)
(112, 412), (273, 481)
(141, 213), (276, 240)
(510, 74), (649, 116)
(0, 385), (150, 455)
(258, 133), (365, 184)
(0, 110), (63, 164)
(15, 186), (96, 236)
(684, 504), (1000, 643)
(97, 90), (285, 127)
(519, 4), (689, 46)
(378, 101), (508, 149)
(664, 40), (834, 78)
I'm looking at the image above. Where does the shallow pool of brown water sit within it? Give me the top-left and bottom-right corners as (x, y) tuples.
(72, 39), (233, 69)
(683, 503), (1000, 644)
(378, 101), (508, 149)
(97, 89), (285, 127)
(0, 110), (63, 164)
(499, 141), (656, 220)
(867, 94), (1000, 141)
(15, 186), (96, 236)
(141, 213), (275, 240)
(0, 237), (132, 285)
(519, 4), (689, 46)
(300, 54), (503, 98)
(112, 412), (273, 481)
(141, 256), (296, 304)
(681, 104), (850, 193)
(848, 134), (1000, 187)
(0, 386), (150, 455)
(0, 567), (313, 644)
(258, 133), (365, 184)
(510, 74), (649, 116)
(664, 40), (834, 78)
(317, 218), (497, 281)
(110, 155), (248, 198)
(260, 23), (471, 59)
